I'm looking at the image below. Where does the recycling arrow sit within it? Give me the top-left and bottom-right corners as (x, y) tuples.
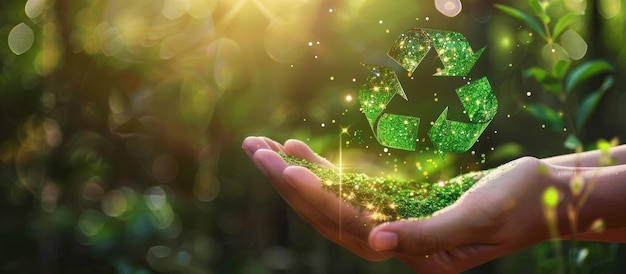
(359, 28), (498, 153)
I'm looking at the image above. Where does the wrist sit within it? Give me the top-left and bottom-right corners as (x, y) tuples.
(577, 165), (626, 232)
(548, 164), (626, 238)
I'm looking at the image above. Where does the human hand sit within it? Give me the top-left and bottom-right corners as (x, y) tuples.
(244, 137), (626, 273)
(368, 156), (560, 273)
(367, 144), (626, 273)
(242, 136), (390, 261)
(243, 137), (563, 272)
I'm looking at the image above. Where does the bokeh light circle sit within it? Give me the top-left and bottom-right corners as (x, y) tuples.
(8, 23), (35, 55)
(560, 29), (588, 60)
(264, 21), (307, 63)
(435, 0), (462, 17)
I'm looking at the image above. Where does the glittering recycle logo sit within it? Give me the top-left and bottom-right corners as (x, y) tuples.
(359, 28), (498, 154)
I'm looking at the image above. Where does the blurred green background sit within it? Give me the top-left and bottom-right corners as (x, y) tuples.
(1, 0), (626, 273)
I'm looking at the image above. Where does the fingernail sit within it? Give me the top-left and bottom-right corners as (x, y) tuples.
(282, 171), (299, 190)
(371, 231), (398, 251)
(242, 137), (262, 158)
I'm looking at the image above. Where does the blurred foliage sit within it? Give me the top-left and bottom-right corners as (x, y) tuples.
(496, 0), (615, 150)
(537, 138), (620, 274)
(0, 0), (625, 273)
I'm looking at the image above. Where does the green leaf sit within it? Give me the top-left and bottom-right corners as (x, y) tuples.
(494, 4), (547, 39)
(524, 67), (561, 95)
(597, 138), (616, 153)
(596, 138), (619, 165)
(529, 0), (543, 15)
(525, 66), (549, 79)
(574, 76), (614, 129)
(600, 73), (615, 90)
(525, 104), (564, 131)
(552, 60), (571, 79)
(552, 13), (580, 40)
(539, 14), (550, 25)
(564, 134), (581, 150)
(487, 142), (524, 161)
(564, 60), (614, 95)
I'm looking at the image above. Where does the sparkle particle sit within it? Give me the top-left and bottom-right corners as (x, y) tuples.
(281, 153), (488, 223)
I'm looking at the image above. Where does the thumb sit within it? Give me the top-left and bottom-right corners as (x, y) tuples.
(368, 212), (469, 256)
(370, 217), (507, 274)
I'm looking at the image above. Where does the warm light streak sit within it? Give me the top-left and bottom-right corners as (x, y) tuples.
(338, 127), (351, 239)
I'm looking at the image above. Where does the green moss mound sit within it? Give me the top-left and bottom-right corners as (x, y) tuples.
(281, 153), (489, 223)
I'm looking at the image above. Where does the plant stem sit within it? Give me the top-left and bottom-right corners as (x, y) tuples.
(542, 18), (579, 144)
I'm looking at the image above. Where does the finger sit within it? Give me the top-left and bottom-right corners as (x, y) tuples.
(254, 150), (388, 260)
(283, 166), (375, 238)
(253, 150), (347, 230)
(282, 165), (390, 261)
(284, 139), (334, 168)
(252, 149), (291, 188)
(242, 136), (286, 158)
(253, 149), (334, 221)
(242, 136), (266, 158)
(368, 213), (468, 256)
(242, 136), (273, 158)
(263, 137), (287, 154)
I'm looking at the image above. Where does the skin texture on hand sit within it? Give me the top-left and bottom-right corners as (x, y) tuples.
(243, 136), (626, 273)
(242, 136), (389, 262)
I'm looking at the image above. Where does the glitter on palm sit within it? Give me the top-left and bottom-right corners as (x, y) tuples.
(281, 153), (488, 223)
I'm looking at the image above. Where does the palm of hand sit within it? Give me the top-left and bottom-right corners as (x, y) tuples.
(243, 136), (388, 261)
(380, 156), (553, 273)
(243, 137), (555, 273)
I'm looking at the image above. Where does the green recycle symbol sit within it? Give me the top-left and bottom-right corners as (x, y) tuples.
(359, 28), (498, 153)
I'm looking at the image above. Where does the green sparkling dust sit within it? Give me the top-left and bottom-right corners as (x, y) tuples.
(429, 108), (490, 153)
(424, 29), (485, 76)
(281, 153), (488, 224)
(456, 77), (497, 123)
(387, 29), (431, 73)
(358, 64), (407, 129)
(428, 77), (497, 154)
(358, 64), (418, 150)
(377, 113), (420, 150)
(359, 28), (497, 154)
(387, 28), (485, 76)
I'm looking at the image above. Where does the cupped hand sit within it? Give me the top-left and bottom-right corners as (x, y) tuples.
(369, 145), (626, 273)
(243, 137), (557, 273)
(242, 136), (390, 261)
(243, 137), (626, 273)
(368, 156), (562, 273)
